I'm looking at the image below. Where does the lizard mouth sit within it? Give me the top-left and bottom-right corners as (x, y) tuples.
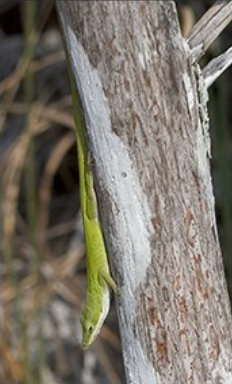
(82, 341), (89, 350)
(84, 327), (100, 349)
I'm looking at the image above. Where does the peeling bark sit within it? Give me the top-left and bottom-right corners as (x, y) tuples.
(56, 1), (232, 383)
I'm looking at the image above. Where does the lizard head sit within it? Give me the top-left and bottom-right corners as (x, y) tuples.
(81, 318), (99, 350)
(80, 288), (110, 350)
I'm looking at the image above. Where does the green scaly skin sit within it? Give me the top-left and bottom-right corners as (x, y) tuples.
(69, 72), (117, 350)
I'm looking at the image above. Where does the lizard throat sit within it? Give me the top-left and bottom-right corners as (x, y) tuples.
(85, 287), (110, 348)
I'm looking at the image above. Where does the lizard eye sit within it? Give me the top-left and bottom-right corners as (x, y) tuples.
(88, 325), (93, 332)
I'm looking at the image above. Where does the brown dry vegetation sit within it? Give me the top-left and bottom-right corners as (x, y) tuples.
(0, 2), (122, 383)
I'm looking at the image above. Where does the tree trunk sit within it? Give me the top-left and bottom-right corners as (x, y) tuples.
(56, 1), (232, 383)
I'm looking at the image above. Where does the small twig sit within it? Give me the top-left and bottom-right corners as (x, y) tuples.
(0, 51), (64, 97)
(38, 133), (75, 238)
(7, 102), (74, 129)
(187, 1), (232, 62)
(203, 46), (232, 88)
(188, 1), (225, 43)
(94, 342), (122, 384)
(179, 5), (195, 37)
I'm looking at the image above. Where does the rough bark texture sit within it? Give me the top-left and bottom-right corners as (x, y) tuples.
(187, 1), (232, 62)
(56, 1), (232, 383)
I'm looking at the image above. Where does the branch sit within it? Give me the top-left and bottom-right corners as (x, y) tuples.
(187, 1), (232, 62)
(203, 46), (232, 88)
(57, 1), (232, 383)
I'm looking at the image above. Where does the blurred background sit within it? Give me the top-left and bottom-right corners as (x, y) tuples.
(0, 1), (231, 383)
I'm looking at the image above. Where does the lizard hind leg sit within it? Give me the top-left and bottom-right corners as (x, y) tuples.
(98, 268), (117, 295)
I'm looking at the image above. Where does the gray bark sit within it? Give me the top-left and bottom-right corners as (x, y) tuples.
(187, 1), (232, 62)
(56, 1), (232, 383)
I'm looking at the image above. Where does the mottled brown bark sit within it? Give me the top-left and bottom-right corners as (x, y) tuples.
(56, 1), (232, 383)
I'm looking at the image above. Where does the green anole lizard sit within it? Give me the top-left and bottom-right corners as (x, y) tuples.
(69, 71), (117, 350)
